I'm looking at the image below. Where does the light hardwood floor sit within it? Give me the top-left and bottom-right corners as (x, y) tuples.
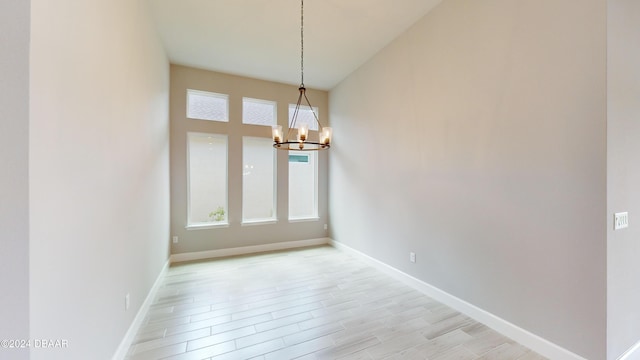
(125, 245), (547, 360)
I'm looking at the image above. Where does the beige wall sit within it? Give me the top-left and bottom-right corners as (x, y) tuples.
(29, 0), (170, 358)
(0, 1), (30, 358)
(329, 0), (607, 359)
(170, 65), (329, 254)
(607, 0), (640, 358)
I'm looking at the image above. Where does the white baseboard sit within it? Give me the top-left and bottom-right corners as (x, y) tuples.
(170, 238), (330, 264)
(618, 340), (640, 360)
(112, 260), (169, 360)
(330, 239), (586, 360)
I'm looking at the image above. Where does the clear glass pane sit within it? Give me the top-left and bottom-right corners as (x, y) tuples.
(188, 133), (228, 225)
(187, 89), (229, 122)
(243, 98), (276, 126)
(243, 137), (276, 222)
(289, 104), (319, 131)
(289, 151), (317, 219)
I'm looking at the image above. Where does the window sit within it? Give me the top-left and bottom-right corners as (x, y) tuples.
(288, 104), (319, 131)
(289, 154), (309, 163)
(187, 133), (228, 227)
(289, 151), (318, 220)
(243, 137), (276, 223)
(187, 89), (229, 122)
(243, 98), (276, 126)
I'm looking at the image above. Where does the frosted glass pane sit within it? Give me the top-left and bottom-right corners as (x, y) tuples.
(289, 151), (317, 219)
(289, 105), (319, 131)
(187, 90), (228, 122)
(243, 98), (276, 126)
(188, 133), (227, 225)
(243, 137), (276, 222)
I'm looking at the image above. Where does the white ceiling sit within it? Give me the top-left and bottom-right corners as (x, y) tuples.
(150, 0), (442, 90)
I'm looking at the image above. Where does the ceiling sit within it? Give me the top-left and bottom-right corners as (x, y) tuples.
(150, 0), (442, 90)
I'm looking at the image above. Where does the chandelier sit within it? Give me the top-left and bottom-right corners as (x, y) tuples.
(272, 0), (332, 151)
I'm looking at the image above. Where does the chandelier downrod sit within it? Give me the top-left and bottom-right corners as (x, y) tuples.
(300, 0), (304, 87)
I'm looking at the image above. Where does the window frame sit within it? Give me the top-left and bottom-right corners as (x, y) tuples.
(242, 97), (277, 127)
(186, 89), (229, 122)
(288, 150), (319, 222)
(241, 136), (278, 225)
(185, 132), (229, 229)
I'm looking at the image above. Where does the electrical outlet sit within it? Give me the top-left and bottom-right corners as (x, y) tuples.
(324, 224), (328, 230)
(125, 293), (130, 311)
(410, 252), (416, 263)
(615, 212), (629, 230)
(172, 236), (178, 244)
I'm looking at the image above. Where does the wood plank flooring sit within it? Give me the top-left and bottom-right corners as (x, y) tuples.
(125, 245), (547, 360)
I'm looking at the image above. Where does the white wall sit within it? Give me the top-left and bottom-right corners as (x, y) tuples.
(0, 1), (30, 359)
(607, 1), (640, 358)
(29, 0), (170, 358)
(329, 0), (607, 359)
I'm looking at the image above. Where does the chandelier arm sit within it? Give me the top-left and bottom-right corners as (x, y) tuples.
(302, 91), (322, 129)
(287, 90), (305, 141)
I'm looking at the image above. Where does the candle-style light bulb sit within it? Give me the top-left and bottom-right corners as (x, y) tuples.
(272, 125), (283, 143)
(298, 124), (309, 142)
(321, 127), (332, 145)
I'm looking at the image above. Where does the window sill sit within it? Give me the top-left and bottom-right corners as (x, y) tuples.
(241, 219), (278, 227)
(185, 223), (229, 230)
(288, 217), (320, 223)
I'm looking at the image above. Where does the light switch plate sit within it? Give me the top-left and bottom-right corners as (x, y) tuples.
(614, 212), (629, 230)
